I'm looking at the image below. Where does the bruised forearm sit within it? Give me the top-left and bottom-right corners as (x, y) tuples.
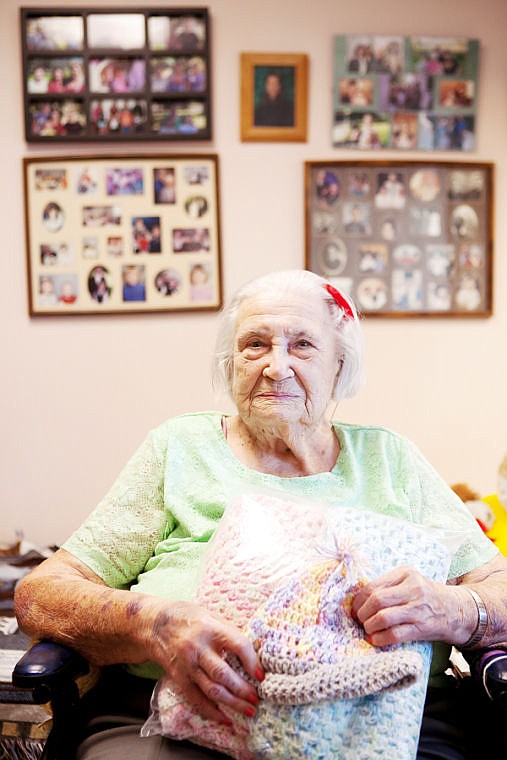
(13, 549), (166, 667)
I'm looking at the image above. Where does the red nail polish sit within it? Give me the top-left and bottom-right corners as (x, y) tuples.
(221, 720), (233, 728)
(244, 706), (256, 718)
(365, 635), (373, 645)
(246, 693), (259, 706)
(255, 668), (265, 682)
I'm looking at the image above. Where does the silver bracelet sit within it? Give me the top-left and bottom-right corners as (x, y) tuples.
(462, 587), (488, 649)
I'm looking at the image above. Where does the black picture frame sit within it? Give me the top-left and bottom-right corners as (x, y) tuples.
(21, 7), (212, 142)
(305, 160), (493, 318)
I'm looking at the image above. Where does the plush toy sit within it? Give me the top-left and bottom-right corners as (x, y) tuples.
(451, 482), (507, 557)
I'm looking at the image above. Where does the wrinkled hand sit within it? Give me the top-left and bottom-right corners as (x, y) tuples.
(351, 566), (470, 647)
(148, 601), (263, 724)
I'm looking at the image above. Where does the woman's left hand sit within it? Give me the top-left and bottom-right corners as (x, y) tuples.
(351, 566), (473, 646)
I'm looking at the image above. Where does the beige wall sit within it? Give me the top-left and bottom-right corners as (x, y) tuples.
(3, 0), (507, 546)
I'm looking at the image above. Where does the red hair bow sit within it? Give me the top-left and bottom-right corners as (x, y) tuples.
(325, 283), (354, 321)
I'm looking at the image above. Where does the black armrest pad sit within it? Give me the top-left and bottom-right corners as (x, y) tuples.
(476, 647), (507, 702)
(12, 640), (88, 690)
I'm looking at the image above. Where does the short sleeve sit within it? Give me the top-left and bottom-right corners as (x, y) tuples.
(63, 428), (173, 587)
(399, 438), (498, 578)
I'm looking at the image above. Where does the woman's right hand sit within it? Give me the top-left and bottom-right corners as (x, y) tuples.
(146, 600), (263, 724)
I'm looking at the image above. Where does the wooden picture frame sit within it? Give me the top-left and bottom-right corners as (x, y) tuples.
(21, 6), (212, 142)
(240, 52), (308, 142)
(305, 160), (493, 317)
(24, 154), (222, 315)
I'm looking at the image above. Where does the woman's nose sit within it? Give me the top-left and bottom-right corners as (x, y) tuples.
(262, 348), (294, 381)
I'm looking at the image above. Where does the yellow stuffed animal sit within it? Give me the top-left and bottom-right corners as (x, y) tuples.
(451, 482), (507, 557)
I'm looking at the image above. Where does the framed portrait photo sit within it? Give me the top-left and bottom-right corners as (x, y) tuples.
(240, 52), (308, 142)
(305, 160), (493, 317)
(20, 6), (212, 142)
(24, 154), (222, 316)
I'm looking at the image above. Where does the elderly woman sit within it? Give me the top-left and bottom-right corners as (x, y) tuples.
(15, 270), (507, 760)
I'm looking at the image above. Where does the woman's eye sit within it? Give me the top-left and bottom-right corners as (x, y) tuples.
(296, 340), (311, 348)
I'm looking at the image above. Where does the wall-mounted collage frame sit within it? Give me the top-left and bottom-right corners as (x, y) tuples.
(240, 52), (308, 142)
(21, 6), (212, 142)
(305, 160), (493, 317)
(332, 35), (479, 151)
(24, 154), (222, 315)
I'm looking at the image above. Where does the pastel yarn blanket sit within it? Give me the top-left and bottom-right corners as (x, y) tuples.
(142, 493), (451, 759)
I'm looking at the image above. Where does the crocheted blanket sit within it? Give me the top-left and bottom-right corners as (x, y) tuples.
(142, 493), (451, 759)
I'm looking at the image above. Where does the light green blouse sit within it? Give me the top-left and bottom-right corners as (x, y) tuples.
(63, 412), (497, 681)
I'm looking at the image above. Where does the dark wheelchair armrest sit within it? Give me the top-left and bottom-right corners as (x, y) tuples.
(466, 645), (507, 705)
(12, 640), (90, 760)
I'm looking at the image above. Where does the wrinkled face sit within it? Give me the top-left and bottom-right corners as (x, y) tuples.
(232, 290), (340, 429)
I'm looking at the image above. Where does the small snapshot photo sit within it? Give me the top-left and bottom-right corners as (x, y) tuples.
(379, 73), (433, 111)
(132, 216), (162, 253)
(151, 100), (207, 135)
(154, 168), (176, 204)
(87, 265), (113, 303)
(332, 111), (391, 149)
(448, 170), (484, 201)
(34, 168), (67, 190)
(390, 113), (418, 150)
(409, 169), (441, 202)
(82, 206), (122, 227)
(253, 66), (295, 127)
(106, 236), (124, 258)
(82, 237), (99, 259)
(169, 16), (206, 51)
(38, 274), (79, 307)
(338, 77), (374, 107)
(358, 243), (388, 274)
(409, 36), (471, 77)
(173, 228), (210, 253)
(189, 262), (213, 301)
(42, 201), (65, 232)
(76, 166), (99, 195)
(90, 99), (147, 135)
(450, 204), (479, 239)
(150, 56), (206, 93)
(315, 170), (341, 206)
(87, 13), (145, 49)
(27, 58), (85, 94)
(40, 242), (74, 266)
(155, 268), (181, 296)
(439, 80), (474, 109)
(29, 100), (86, 138)
(105, 167), (144, 196)
(184, 165), (209, 185)
(343, 202), (371, 235)
(26, 15), (84, 51)
(122, 264), (146, 302)
(346, 36), (405, 75)
(88, 58), (146, 94)
(184, 196), (208, 218)
(374, 172), (406, 209)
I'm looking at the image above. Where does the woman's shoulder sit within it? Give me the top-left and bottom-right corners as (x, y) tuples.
(334, 420), (409, 443)
(149, 410), (223, 438)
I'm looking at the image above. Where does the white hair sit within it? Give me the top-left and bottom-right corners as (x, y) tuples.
(213, 269), (364, 403)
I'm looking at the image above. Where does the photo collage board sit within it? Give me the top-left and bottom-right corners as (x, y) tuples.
(21, 7), (211, 141)
(24, 155), (222, 315)
(333, 35), (479, 152)
(305, 161), (493, 317)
